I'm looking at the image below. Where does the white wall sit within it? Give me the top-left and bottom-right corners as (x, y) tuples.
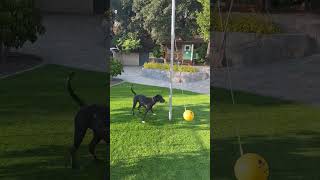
(35, 0), (93, 14)
(115, 53), (140, 66)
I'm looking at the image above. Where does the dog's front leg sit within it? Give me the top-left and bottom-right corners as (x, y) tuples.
(142, 109), (150, 123)
(150, 108), (157, 115)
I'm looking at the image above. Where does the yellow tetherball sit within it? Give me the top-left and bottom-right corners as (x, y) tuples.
(234, 153), (269, 180)
(183, 110), (194, 121)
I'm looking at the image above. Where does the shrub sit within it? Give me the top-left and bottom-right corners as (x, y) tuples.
(110, 58), (124, 77)
(143, 62), (198, 73)
(194, 44), (207, 65)
(151, 45), (163, 58)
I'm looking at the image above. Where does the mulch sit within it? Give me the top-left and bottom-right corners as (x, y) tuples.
(0, 53), (43, 78)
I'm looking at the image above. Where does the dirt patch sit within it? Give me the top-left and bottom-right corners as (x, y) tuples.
(0, 53), (43, 77)
(111, 78), (123, 86)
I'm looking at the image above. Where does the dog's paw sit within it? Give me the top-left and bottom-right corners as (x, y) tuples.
(152, 113), (157, 116)
(141, 121), (145, 124)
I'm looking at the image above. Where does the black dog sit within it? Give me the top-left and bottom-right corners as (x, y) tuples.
(131, 85), (165, 123)
(66, 72), (109, 168)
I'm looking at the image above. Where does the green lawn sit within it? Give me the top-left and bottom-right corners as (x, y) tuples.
(0, 65), (108, 180)
(110, 83), (210, 179)
(212, 87), (320, 180)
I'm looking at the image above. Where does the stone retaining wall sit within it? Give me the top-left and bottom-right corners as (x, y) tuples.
(141, 68), (209, 83)
(213, 32), (318, 67)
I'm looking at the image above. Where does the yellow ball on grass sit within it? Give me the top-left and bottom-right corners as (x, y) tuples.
(234, 153), (269, 180)
(183, 110), (194, 121)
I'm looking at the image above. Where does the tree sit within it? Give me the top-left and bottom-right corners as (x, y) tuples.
(0, 0), (45, 64)
(111, 0), (154, 52)
(196, 0), (210, 62)
(132, 0), (201, 46)
(196, 0), (210, 42)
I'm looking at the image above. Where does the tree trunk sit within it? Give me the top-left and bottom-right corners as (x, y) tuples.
(205, 40), (211, 65)
(265, 0), (270, 11)
(305, 0), (311, 11)
(0, 42), (7, 65)
(161, 44), (167, 63)
(257, 0), (264, 12)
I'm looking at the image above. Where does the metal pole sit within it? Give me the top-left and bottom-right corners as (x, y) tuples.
(169, 0), (175, 121)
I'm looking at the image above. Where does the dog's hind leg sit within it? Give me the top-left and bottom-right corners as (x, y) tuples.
(89, 134), (101, 161)
(138, 104), (143, 113)
(70, 127), (87, 169)
(132, 99), (138, 115)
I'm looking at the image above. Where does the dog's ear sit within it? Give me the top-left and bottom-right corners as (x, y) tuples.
(153, 95), (160, 101)
(69, 71), (75, 77)
(155, 95), (164, 101)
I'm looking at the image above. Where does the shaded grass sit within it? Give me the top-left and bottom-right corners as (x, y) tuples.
(0, 65), (108, 180)
(111, 83), (210, 179)
(212, 87), (320, 180)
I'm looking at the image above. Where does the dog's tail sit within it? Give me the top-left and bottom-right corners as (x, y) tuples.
(66, 72), (86, 107)
(130, 84), (136, 95)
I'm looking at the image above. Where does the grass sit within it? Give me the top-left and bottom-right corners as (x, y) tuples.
(110, 83), (210, 179)
(0, 65), (108, 180)
(212, 87), (320, 180)
(143, 62), (199, 73)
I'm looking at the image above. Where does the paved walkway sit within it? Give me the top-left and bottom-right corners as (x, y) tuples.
(213, 54), (320, 105)
(116, 66), (210, 95)
(16, 14), (107, 72)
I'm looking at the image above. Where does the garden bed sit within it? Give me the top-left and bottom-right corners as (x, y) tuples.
(141, 67), (209, 83)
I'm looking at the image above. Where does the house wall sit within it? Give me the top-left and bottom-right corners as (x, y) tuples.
(35, 0), (94, 14)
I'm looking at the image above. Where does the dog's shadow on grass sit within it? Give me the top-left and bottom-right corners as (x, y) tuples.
(212, 130), (320, 180)
(212, 87), (297, 107)
(111, 103), (210, 130)
(0, 144), (107, 180)
(111, 150), (210, 180)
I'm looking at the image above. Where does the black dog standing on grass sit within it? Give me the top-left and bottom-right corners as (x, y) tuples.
(66, 72), (109, 168)
(131, 85), (165, 123)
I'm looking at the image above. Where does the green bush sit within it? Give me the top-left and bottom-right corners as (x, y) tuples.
(151, 45), (163, 58)
(110, 58), (124, 77)
(213, 5), (281, 34)
(194, 44), (207, 65)
(143, 62), (198, 73)
(116, 32), (141, 53)
(0, 0), (45, 63)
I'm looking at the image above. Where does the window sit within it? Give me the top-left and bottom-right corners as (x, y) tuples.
(184, 45), (191, 51)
